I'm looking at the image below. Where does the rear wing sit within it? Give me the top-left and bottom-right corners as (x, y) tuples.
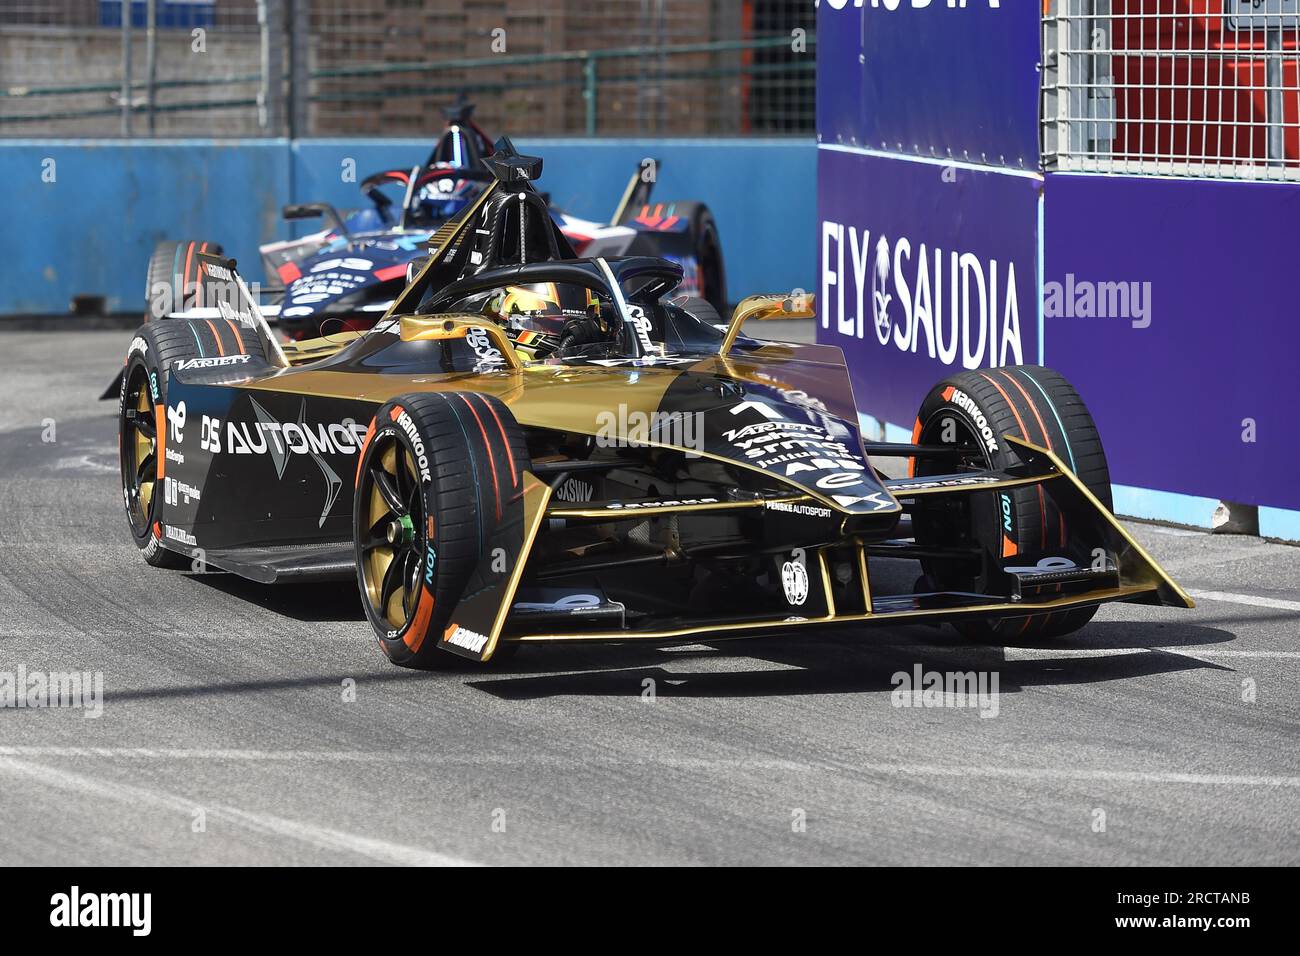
(195, 252), (290, 368)
(610, 158), (659, 226)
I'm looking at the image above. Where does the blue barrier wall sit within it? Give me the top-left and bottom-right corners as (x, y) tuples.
(0, 137), (814, 315)
(1044, 172), (1300, 515)
(0, 139), (290, 315)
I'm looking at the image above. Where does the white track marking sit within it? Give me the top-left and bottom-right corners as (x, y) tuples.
(1158, 649), (1300, 659)
(844, 763), (1300, 788)
(1165, 548), (1294, 573)
(0, 746), (395, 761)
(214, 807), (477, 866)
(1, 749), (1296, 788)
(0, 756), (477, 866)
(1000, 646), (1300, 662)
(1187, 589), (1300, 613)
(52, 454), (118, 474)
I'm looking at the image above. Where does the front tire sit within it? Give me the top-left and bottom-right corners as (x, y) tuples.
(354, 392), (531, 669)
(910, 365), (1111, 641)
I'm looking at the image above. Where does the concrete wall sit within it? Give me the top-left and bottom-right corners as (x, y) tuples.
(0, 137), (814, 315)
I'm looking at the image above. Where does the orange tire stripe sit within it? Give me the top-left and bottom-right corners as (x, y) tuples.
(978, 369), (1048, 627)
(355, 418), (377, 483)
(908, 416), (923, 478)
(225, 318), (246, 354)
(460, 395), (501, 520)
(203, 319), (225, 356)
(182, 241), (196, 306)
(999, 369), (1066, 552)
(404, 590), (435, 652)
(977, 369), (1045, 541)
(480, 395), (518, 489)
(996, 370), (1061, 618)
(975, 372), (1030, 442)
(998, 370), (1053, 450)
(196, 242), (210, 308)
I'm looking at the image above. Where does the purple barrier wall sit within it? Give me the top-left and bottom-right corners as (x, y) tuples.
(818, 147), (1042, 430)
(1044, 173), (1300, 513)
(815, 3), (1299, 529)
(816, 2), (1044, 433)
(817, 1), (1039, 168)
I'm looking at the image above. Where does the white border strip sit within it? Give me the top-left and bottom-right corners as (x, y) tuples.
(818, 142), (1044, 181)
(1186, 589), (1300, 613)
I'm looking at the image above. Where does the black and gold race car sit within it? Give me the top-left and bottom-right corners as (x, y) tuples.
(117, 140), (1191, 669)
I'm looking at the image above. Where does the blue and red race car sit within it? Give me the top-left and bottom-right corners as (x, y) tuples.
(148, 98), (726, 342)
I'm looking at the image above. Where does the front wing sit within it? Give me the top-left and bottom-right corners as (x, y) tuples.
(435, 433), (1191, 662)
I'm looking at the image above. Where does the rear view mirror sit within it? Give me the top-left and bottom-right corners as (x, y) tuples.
(282, 204), (323, 221)
(281, 202), (354, 249)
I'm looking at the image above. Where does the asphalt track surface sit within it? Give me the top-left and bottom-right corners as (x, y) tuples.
(1, 329), (1298, 866)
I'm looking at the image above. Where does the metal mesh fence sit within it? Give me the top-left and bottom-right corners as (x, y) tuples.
(1, 0), (814, 138)
(0, 0), (267, 136)
(1044, 0), (1300, 181)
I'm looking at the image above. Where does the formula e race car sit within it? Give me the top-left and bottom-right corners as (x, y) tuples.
(117, 140), (1191, 669)
(142, 97), (726, 343)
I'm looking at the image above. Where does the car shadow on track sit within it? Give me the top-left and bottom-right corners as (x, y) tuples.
(86, 616), (1238, 705)
(172, 575), (1242, 703)
(187, 573), (367, 622)
(467, 621), (1238, 700)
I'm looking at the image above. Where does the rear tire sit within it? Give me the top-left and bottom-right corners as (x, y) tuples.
(117, 318), (269, 568)
(682, 203), (726, 316)
(144, 239), (223, 321)
(910, 365), (1111, 641)
(354, 392), (531, 669)
(624, 201), (726, 315)
(676, 295), (721, 329)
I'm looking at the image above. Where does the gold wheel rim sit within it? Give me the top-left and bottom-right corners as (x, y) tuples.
(359, 434), (425, 631)
(121, 367), (158, 535)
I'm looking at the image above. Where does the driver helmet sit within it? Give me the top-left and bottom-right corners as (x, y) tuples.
(415, 167), (483, 220)
(487, 283), (606, 356)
